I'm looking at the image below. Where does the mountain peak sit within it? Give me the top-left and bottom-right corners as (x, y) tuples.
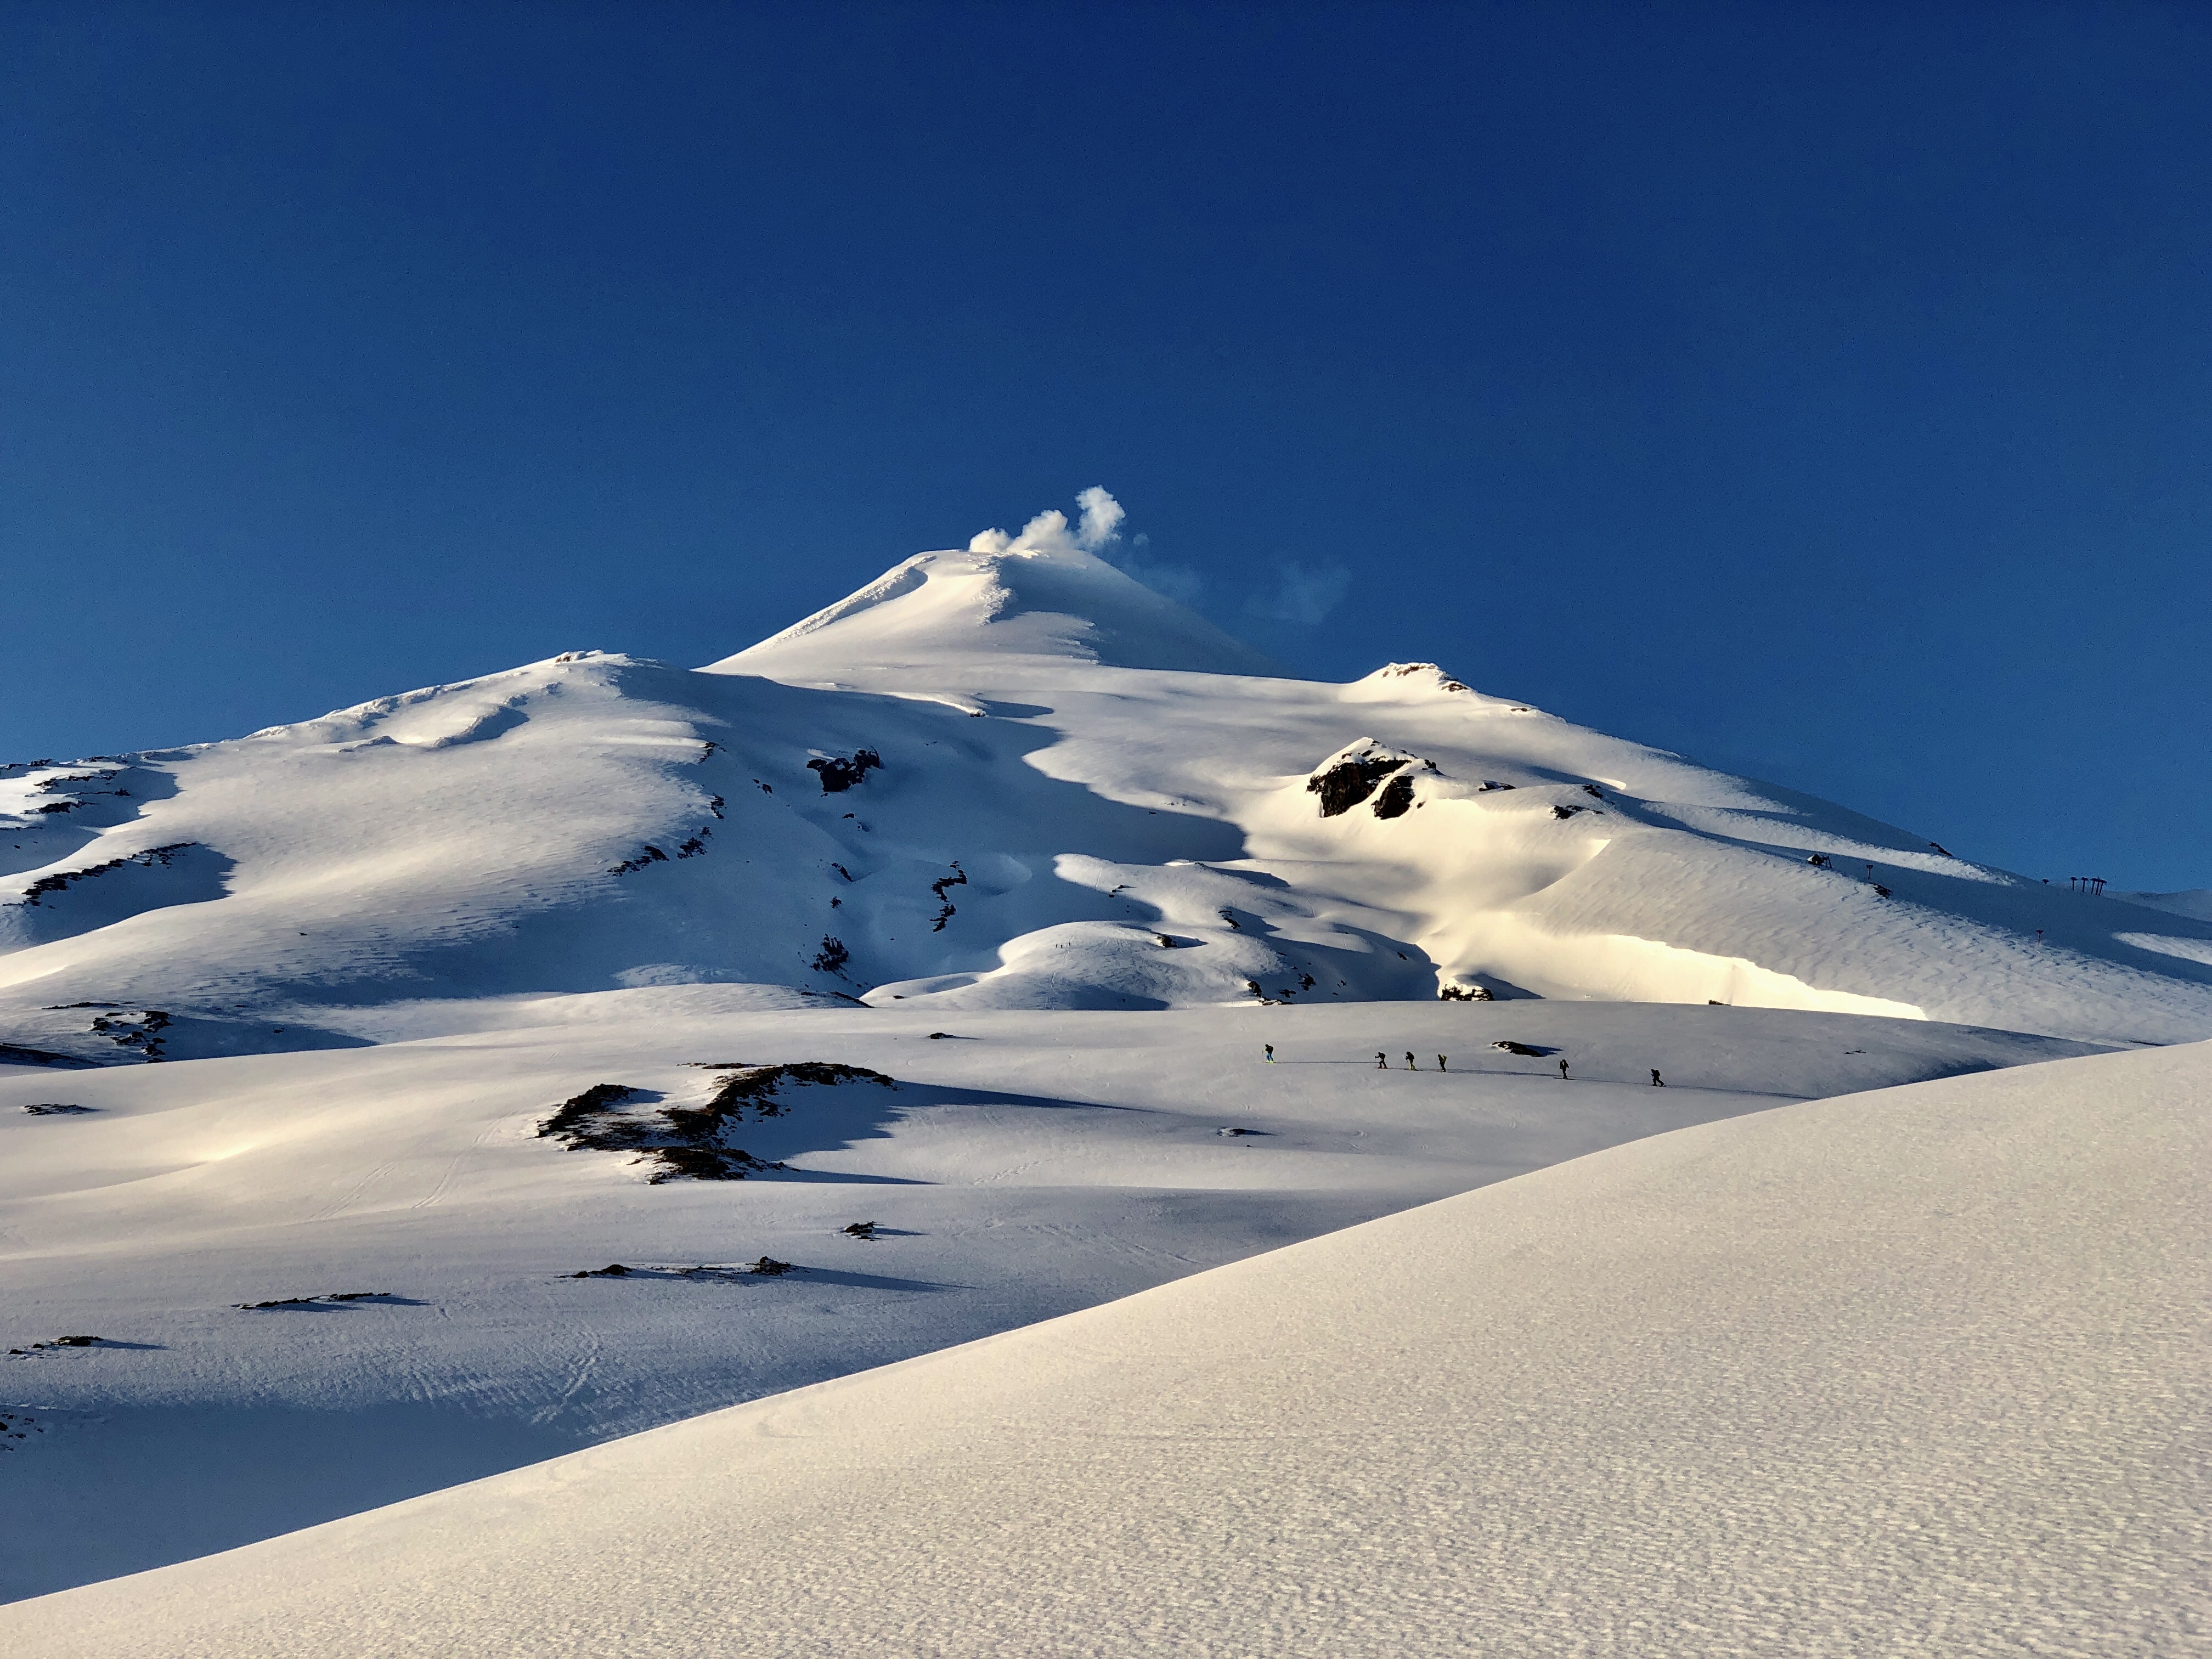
(709, 492), (1282, 681)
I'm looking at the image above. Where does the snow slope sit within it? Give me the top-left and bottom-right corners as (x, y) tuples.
(9, 1033), (2198, 1657)
(2122, 887), (2212, 924)
(0, 994), (2096, 1600)
(4, 495), (2209, 1056)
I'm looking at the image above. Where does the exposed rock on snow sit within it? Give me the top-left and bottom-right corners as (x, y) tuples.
(806, 748), (882, 793)
(15, 843), (197, 905)
(1304, 740), (1422, 817)
(537, 1064), (894, 1183)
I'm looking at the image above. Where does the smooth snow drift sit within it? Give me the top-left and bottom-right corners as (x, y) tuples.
(4, 492), (2210, 1056)
(9, 1035), (2200, 1657)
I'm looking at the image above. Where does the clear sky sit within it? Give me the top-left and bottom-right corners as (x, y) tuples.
(5, 3), (2207, 890)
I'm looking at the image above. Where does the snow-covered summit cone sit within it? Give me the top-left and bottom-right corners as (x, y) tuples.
(5, 490), (2211, 1057)
(714, 493), (1281, 683)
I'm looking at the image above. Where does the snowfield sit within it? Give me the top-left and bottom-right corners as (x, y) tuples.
(1, 496), (2203, 1633)
(7, 1027), (2202, 1656)
(0, 994), (2097, 1600)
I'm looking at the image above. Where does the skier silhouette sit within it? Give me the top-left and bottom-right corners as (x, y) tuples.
(1650, 1069), (1664, 1087)
(1558, 1058), (1570, 1081)
(1404, 1051), (1417, 1071)
(1436, 1055), (1447, 1073)
(1264, 1045), (1274, 1063)
(1375, 1051), (1387, 1069)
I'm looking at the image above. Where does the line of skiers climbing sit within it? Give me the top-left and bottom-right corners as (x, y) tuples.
(1261, 1042), (1663, 1085)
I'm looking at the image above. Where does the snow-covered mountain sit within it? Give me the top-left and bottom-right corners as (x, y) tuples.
(5, 495), (2207, 1057)
(4, 496), (2199, 1620)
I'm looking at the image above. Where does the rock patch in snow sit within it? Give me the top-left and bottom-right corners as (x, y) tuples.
(1305, 740), (1423, 818)
(807, 749), (882, 793)
(538, 1064), (894, 1183)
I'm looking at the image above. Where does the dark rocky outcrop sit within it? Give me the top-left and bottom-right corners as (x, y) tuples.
(539, 1083), (647, 1147)
(567, 1259), (802, 1281)
(1306, 742), (1411, 817)
(89, 1008), (171, 1061)
(539, 1063), (893, 1184)
(1307, 740), (1437, 819)
(1372, 774), (1415, 819)
(808, 749), (882, 793)
(930, 864), (967, 931)
(19, 843), (196, 906)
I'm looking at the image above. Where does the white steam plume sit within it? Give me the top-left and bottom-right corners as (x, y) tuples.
(969, 488), (1203, 607)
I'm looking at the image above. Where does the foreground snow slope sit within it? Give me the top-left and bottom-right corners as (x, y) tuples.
(5, 499), (2210, 1055)
(11, 1036), (2199, 1657)
(0, 995), (2094, 1600)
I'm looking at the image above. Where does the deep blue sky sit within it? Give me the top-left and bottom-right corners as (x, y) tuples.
(5, 3), (2208, 888)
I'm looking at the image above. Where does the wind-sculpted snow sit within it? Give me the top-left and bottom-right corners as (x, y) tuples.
(7, 1027), (2196, 1656)
(3, 509), (2209, 1061)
